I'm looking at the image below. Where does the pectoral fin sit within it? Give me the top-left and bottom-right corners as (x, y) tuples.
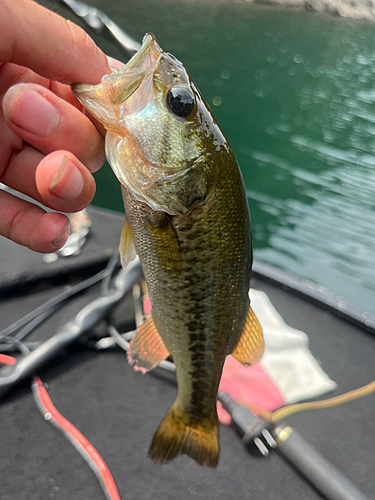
(119, 216), (137, 268)
(143, 156), (208, 216)
(147, 214), (181, 273)
(231, 307), (264, 367)
(128, 315), (170, 373)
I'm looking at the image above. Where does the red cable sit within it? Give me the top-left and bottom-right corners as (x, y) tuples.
(0, 354), (16, 365)
(0, 356), (121, 500)
(32, 376), (121, 500)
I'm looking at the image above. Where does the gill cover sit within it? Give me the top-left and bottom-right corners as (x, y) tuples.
(72, 33), (207, 216)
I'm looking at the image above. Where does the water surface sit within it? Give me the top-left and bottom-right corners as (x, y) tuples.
(78, 1), (375, 314)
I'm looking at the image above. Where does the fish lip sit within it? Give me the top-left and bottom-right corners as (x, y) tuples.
(72, 32), (162, 99)
(122, 32), (162, 73)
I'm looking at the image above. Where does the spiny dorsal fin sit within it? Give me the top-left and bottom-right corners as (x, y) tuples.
(119, 216), (137, 268)
(231, 306), (264, 367)
(127, 315), (170, 373)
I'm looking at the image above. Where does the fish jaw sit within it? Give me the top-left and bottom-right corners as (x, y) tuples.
(71, 81), (118, 127)
(71, 33), (163, 131)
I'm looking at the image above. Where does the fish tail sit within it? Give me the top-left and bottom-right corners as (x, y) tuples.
(148, 401), (219, 468)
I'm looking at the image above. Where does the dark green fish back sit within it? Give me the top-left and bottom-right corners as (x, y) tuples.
(122, 142), (252, 418)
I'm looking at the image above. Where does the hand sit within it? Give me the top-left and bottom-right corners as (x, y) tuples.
(0, 0), (115, 252)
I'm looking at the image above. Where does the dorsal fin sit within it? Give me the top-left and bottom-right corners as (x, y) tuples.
(127, 315), (170, 373)
(231, 306), (264, 367)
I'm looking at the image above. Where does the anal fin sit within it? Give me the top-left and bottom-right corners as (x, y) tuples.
(231, 306), (264, 367)
(128, 315), (170, 373)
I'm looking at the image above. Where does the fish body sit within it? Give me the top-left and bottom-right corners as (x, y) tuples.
(72, 34), (264, 467)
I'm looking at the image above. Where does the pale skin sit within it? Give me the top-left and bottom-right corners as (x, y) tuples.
(0, 0), (123, 252)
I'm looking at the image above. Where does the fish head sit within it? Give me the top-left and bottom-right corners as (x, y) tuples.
(72, 33), (227, 214)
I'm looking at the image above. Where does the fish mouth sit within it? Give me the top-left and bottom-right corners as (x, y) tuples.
(71, 33), (162, 119)
(123, 32), (162, 74)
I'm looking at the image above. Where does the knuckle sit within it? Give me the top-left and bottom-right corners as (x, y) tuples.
(4, 201), (39, 250)
(6, 207), (23, 240)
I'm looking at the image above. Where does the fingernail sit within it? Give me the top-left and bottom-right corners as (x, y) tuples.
(51, 223), (70, 248)
(4, 84), (60, 137)
(49, 156), (84, 200)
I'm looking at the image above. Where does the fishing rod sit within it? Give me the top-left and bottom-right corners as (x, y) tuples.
(58, 0), (141, 57)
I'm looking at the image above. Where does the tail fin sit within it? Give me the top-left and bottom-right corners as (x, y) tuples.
(148, 402), (219, 468)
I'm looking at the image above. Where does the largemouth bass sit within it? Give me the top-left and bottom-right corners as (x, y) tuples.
(72, 34), (264, 468)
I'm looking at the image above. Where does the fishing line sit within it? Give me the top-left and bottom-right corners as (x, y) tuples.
(0, 341), (43, 353)
(13, 305), (61, 341)
(0, 258), (138, 498)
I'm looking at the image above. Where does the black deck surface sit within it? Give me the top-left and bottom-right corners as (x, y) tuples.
(0, 206), (374, 500)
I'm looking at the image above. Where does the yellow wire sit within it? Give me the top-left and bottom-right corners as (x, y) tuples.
(243, 380), (375, 424)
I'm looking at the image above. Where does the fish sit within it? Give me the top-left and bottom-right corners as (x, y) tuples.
(72, 33), (264, 468)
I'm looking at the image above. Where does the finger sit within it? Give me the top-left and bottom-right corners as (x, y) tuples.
(1, 148), (96, 214)
(0, 189), (70, 253)
(0, 0), (110, 85)
(81, 56), (126, 136)
(3, 83), (105, 172)
(0, 62), (87, 114)
(1, 56), (125, 110)
(36, 151), (97, 212)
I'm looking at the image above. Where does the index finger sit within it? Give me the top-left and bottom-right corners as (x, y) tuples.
(0, 0), (110, 85)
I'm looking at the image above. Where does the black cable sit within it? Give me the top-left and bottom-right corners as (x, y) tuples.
(0, 341), (42, 354)
(0, 259), (143, 400)
(0, 256), (119, 345)
(1, 336), (30, 356)
(100, 251), (121, 295)
(14, 305), (61, 342)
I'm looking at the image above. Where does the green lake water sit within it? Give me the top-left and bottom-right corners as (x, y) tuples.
(66, 0), (375, 315)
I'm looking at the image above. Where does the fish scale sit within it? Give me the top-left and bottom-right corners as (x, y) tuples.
(72, 32), (264, 467)
(122, 147), (250, 418)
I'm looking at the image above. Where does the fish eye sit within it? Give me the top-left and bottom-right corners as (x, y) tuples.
(166, 86), (195, 118)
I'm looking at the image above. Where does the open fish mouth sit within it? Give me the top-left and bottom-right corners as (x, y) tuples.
(71, 33), (162, 113)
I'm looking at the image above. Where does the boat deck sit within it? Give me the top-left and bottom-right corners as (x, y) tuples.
(0, 206), (373, 500)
